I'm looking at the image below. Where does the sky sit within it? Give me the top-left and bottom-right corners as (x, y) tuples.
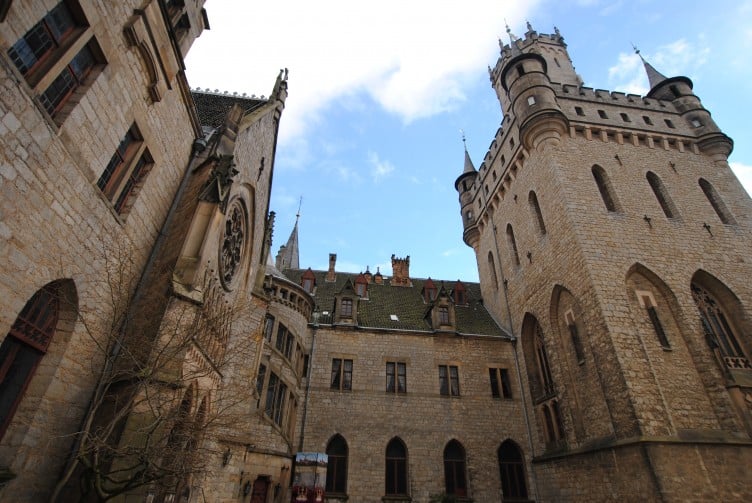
(185, 0), (752, 282)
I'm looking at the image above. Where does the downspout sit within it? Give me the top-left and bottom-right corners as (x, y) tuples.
(51, 133), (211, 502)
(298, 312), (319, 452)
(492, 217), (540, 502)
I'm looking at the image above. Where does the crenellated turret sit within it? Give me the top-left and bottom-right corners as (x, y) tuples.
(490, 24), (570, 151)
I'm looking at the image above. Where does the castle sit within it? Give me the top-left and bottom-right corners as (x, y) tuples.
(0, 1), (751, 502)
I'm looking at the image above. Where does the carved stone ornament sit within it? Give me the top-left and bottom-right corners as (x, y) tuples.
(199, 154), (238, 212)
(219, 200), (246, 289)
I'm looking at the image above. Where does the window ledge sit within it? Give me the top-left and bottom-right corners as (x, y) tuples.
(382, 496), (411, 502)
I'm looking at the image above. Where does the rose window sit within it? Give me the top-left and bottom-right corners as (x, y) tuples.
(220, 201), (245, 287)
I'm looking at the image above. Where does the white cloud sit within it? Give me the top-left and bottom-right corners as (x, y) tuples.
(607, 38), (710, 95)
(730, 162), (752, 197)
(367, 151), (395, 182)
(186, 0), (541, 146)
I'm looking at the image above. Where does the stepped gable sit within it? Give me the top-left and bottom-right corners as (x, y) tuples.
(191, 90), (267, 128)
(283, 269), (508, 336)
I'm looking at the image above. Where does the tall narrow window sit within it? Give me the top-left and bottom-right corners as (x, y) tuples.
(438, 306), (450, 325)
(535, 325), (555, 397)
(385, 438), (408, 496)
(691, 283), (750, 369)
(0, 283), (60, 439)
(263, 314), (274, 342)
(443, 440), (468, 497)
(255, 364), (266, 396)
(97, 124), (153, 214)
(636, 291), (670, 348)
(275, 323), (287, 352)
(326, 435), (348, 495)
(506, 224), (520, 266)
(489, 368), (512, 398)
(488, 252), (499, 290)
(592, 165), (619, 212)
(528, 191), (546, 235)
(564, 311), (585, 363)
(646, 171), (679, 218)
(439, 365), (460, 396)
(498, 440), (528, 502)
(8, 1), (105, 123)
(386, 362), (406, 393)
(699, 178), (735, 225)
(331, 358), (353, 391)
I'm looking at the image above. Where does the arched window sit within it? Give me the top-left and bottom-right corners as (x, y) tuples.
(385, 437), (408, 496)
(443, 440), (468, 497)
(646, 171), (679, 218)
(0, 282), (61, 439)
(506, 224), (520, 266)
(691, 282), (749, 369)
(592, 165), (619, 212)
(699, 178), (735, 225)
(528, 191), (546, 235)
(498, 440), (528, 501)
(487, 251), (499, 290)
(535, 324), (555, 397)
(326, 434), (348, 495)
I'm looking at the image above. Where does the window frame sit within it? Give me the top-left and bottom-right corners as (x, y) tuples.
(385, 438), (408, 497)
(7, 0), (105, 124)
(326, 435), (348, 495)
(386, 361), (407, 394)
(97, 124), (153, 215)
(489, 367), (512, 399)
(340, 298), (353, 318)
(439, 364), (460, 397)
(330, 358), (353, 391)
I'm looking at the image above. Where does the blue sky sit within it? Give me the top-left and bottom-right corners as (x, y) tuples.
(186, 0), (752, 282)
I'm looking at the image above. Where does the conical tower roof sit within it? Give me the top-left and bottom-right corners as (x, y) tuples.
(276, 200), (301, 270)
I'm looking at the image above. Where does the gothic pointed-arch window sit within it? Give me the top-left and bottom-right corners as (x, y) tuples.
(646, 171), (679, 218)
(699, 178), (736, 225)
(691, 282), (750, 369)
(488, 252), (499, 290)
(443, 440), (468, 497)
(0, 282), (61, 439)
(506, 224), (520, 266)
(528, 190), (546, 235)
(385, 437), (408, 496)
(326, 434), (348, 495)
(592, 165), (619, 212)
(498, 440), (528, 501)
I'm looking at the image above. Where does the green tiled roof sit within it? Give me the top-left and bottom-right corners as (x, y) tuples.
(282, 269), (509, 338)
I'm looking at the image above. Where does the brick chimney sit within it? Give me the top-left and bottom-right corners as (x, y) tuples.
(373, 267), (383, 285)
(390, 254), (411, 287)
(326, 253), (337, 282)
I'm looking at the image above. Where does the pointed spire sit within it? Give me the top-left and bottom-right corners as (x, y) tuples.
(461, 130), (477, 175)
(275, 198), (301, 270)
(633, 44), (668, 90)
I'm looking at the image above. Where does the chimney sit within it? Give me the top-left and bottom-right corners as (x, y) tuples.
(275, 245), (286, 269)
(364, 266), (372, 284)
(373, 267), (383, 285)
(326, 253), (337, 282)
(390, 254), (411, 287)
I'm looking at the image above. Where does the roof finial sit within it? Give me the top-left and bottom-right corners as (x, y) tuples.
(632, 43), (644, 61)
(632, 43), (669, 90)
(460, 129), (467, 151)
(296, 196), (302, 222)
(526, 20), (533, 32)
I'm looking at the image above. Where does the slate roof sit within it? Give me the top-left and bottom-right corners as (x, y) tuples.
(282, 269), (510, 338)
(191, 91), (267, 129)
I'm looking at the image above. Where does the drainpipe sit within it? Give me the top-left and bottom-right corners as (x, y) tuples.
(298, 311), (319, 452)
(492, 217), (539, 502)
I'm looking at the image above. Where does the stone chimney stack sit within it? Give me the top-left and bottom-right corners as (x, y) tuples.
(364, 266), (372, 284)
(390, 254), (412, 287)
(326, 253), (337, 282)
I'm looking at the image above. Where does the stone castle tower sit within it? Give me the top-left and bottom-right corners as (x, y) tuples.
(457, 24), (752, 500)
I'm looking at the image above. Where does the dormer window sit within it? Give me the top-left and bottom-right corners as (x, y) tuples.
(341, 298), (353, 318)
(301, 268), (316, 294)
(439, 306), (450, 325)
(354, 273), (368, 298)
(452, 281), (467, 305)
(423, 278), (437, 303)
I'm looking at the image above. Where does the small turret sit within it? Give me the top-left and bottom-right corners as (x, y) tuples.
(454, 137), (480, 249)
(638, 48), (732, 159)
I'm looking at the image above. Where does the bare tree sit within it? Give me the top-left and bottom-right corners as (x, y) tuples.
(50, 237), (261, 502)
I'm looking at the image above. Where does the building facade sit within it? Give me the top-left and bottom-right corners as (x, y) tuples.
(0, 2), (751, 501)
